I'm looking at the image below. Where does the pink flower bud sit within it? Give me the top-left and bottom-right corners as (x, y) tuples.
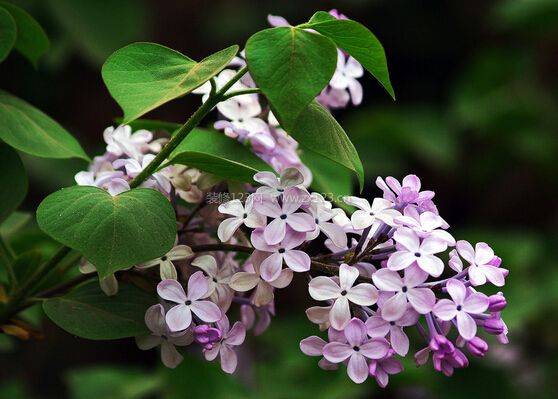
(466, 337), (488, 357)
(482, 318), (505, 335)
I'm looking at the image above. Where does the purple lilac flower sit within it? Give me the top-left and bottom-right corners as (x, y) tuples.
(373, 267), (436, 320)
(343, 196), (401, 230)
(366, 305), (419, 356)
(156, 274), (221, 332)
(322, 318), (390, 383)
(217, 195), (267, 242)
(368, 351), (404, 388)
(251, 227), (311, 281)
(203, 315), (246, 374)
(191, 255), (234, 311)
(456, 241), (505, 287)
(433, 279), (489, 340)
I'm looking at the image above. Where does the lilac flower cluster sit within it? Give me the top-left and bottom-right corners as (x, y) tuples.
(73, 9), (510, 386)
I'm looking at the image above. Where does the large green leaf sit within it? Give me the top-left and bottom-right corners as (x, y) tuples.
(290, 101), (364, 190)
(102, 43), (239, 123)
(36, 186), (176, 278)
(0, 143), (27, 223)
(43, 280), (155, 340)
(166, 129), (273, 182)
(245, 27), (337, 131)
(0, 1), (49, 67)
(300, 149), (353, 212)
(307, 11), (395, 100)
(0, 90), (88, 160)
(0, 7), (16, 63)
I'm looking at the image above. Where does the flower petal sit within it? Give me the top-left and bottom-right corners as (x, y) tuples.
(344, 318), (368, 346)
(226, 321), (246, 346)
(157, 279), (186, 304)
(433, 299), (457, 320)
(407, 288), (436, 314)
(260, 252), (284, 282)
(161, 341), (183, 369)
(269, 268), (293, 289)
(330, 297), (351, 330)
(309, 276), (340, 301)
(283, 250), (310, 272)
(381, 292), (407, 321)
(187, 271), (210, 301)
(219, 345), (238, 374)
(372, 268), (403, 291)
(446, 279), (467, 305)
(323, 342), (352, 363)
(217, 217), (244, 242)
(264, 218), (287, 245)
(218, 199), (244, 217)
(463, 292), (489, 314)
(387, 251), (417, 271)
(456, 311), (477, 340)
(360, 338), (390, 359)
(165, 304), (192, 332)
(416, 255), (444, 277)
(365, 315), (390, 338)
(145, 304), (166, 335)
(191, 255), (218, 277)
(300, 336), (327, 356)
(347, 353), (369, 383)
(456, 240), (475, 264)
(390, 326), (409, 356)
(393, 228), (420, 252)
(190, 300), (222, 323)
(347, 283), (378, 306)
(229, 272), (260, 292)
(339, 264), (359, 290)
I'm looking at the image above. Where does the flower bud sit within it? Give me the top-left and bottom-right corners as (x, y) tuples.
(429, 334), (455, 355)
(483, 318), (505, 335)
(193, 324), (222, 347)
(488, 292), (507, 312)
(466, 337), (488, 357)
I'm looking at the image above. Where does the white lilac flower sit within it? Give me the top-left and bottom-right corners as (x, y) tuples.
(191, 254), (234, 311)
(372, 267), (435, 320)
(329, 50), (364, 106)
(394, 206), (455, 245)
(229, 250), (293, 307)
(103, 125), (152, 160)
(387, 227), (447, 277)
(309, 264), (378, 330)
(343, 196), (401, 230)
(306, 195), (348, 248)
(135, 304), (194, 368)
(253, 168), (305, 197)
(217, 195), (266, 242)
(136, 244), (193, 280)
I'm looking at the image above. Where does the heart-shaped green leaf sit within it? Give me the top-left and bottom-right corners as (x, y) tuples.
(245, 27), (337, 131)
(307, 11), (395, 100)
(0, 90), (89, 160)
(102, 42), (239, 123)
(43, 280), (155, 340)
(0, 7), (16, 63)
(37, 186), (176, 278)
(166, 128), (273, 182)
(290, 101), (364, 191)
(0, 143), (27, 223)
(0, 1), (49, 67)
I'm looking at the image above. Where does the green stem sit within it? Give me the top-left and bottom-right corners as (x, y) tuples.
(129, 66), (249, 189)
(0, 236), (16, 290)
(221, 88), (261, 101)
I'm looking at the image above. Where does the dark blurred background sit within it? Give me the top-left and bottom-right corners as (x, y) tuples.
(1, 0), (557, 398)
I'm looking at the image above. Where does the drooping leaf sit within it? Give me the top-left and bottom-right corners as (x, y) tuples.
(300, 149), (353, 212)
(43, 280), (155, 340)
(0, 143), (27, 223)
(0, 7), (16, 63)
(36, 186), (176, 278)
(290, 101), (364, 190)
(0, 1), (49, 67)
(0, 90), (89, 160)
(102, 43), (239, 123)
(245, 27), (337, 131)
(166, 128), (273, 182)
(307, 11), (395, 99)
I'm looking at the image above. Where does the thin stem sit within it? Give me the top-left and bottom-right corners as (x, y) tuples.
(182, 201), (205, 230)
(310, 260), (373, 284)
(221, 88), (261, 101)
(349, 225), (372, 264)
(129, 66), (249, 189)
(0, 236), (16, 290)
